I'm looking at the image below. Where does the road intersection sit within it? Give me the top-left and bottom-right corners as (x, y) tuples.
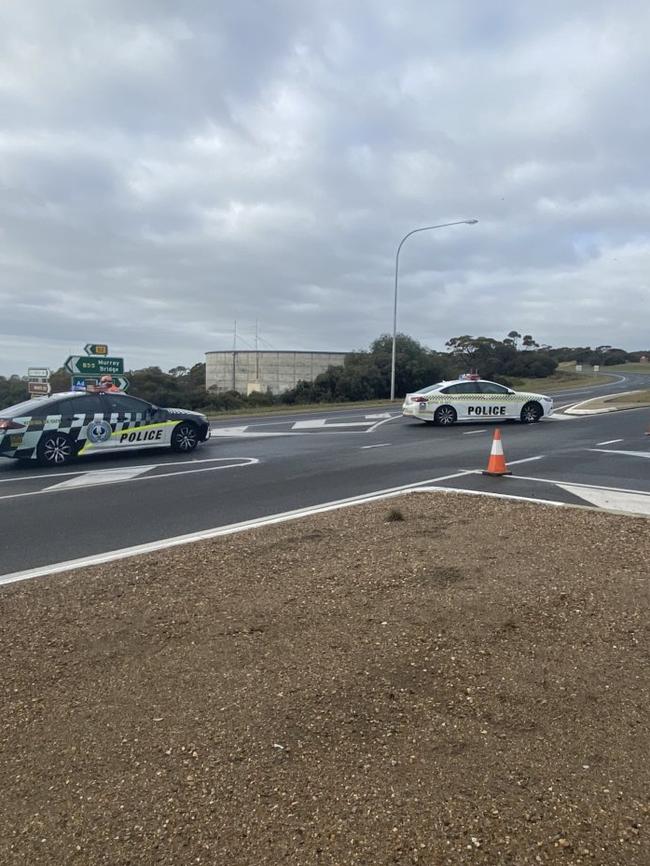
(1, 372), (649, 580)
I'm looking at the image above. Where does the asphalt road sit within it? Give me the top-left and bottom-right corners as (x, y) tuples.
(2, 372), (649, 578)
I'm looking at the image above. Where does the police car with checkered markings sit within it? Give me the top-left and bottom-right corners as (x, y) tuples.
(0, 391), (211, 466)
(402, 375), (553, 426)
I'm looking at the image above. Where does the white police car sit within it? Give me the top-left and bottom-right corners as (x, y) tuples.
(0, 391), (211, 466)
(402, 375), (553, 426)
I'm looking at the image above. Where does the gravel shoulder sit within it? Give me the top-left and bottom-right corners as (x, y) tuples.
(1, 493), (649, 866)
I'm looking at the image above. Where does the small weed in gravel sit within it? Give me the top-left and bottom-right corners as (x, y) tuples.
(386, 507), (405, 522)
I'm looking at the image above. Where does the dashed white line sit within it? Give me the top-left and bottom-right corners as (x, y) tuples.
(360, 443), (391, 449)
(596, 439), (624, 446)
(507, 455), (545, 466)
(463, 429), (487, 435)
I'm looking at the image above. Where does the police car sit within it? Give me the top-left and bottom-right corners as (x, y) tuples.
(402, 374), (553, 426)
(0, 390), (211, 466)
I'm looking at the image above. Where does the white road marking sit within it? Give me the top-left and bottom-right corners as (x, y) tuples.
(209, 425), (249, 434)
(505, 473), (650, 497)
(590, 448), (650, 459)
(365, 413), (392, 419)
(293, 419), (374, 429)
(596, 439), (624, 446)
(0, 470), (473, 586)
(0, 458), (259, 502)
(507, 455), (545, 466)
(45, 466), (151, 491)
(367, 414), (401, 433)
(558, 484), (650, 516)
(0, 454), (248, 485)
(414, 487), (569, 508)
(360, 443), (391, 449)
(463, 429), (487, 435)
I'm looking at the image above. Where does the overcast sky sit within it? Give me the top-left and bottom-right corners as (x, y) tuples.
(1, 0), (649, 375)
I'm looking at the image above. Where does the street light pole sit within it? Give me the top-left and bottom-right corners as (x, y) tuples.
(390, 219), (478, 401)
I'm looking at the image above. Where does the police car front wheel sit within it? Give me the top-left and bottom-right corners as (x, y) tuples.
(434, 406), (457, 426)
(171, 422), (199, 453)
(37, 432), (75, 466)
(520, 401), (543, 424)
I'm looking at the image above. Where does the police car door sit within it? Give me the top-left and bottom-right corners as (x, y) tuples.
(439, 382), (480, 420)
(55, 393), (108, 456)
(476, 381), (516, 419)
(106, 394), (175, 449)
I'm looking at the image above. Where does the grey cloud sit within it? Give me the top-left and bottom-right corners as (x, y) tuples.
(2, 0), (650, 375)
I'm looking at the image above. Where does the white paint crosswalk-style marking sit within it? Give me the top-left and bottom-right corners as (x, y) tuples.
(558, 484), (650, 516)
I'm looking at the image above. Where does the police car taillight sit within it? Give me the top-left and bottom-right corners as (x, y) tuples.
(0, 419), (23, 430)
(411, 396), (427, 403)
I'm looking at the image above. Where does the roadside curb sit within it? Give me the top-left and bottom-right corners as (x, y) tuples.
(564, 390), (650, 415)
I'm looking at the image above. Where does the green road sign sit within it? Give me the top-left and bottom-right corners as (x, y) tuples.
(65, 355), (124, 375)
(71, 375), (129, 391)
(84, 343), (109, 356)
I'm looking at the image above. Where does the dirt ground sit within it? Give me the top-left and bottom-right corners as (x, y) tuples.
(1, 492), (648, 866)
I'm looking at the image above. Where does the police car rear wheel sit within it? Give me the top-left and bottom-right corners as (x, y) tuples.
(520, 401), (543, 424)
(37, 433), (74, 466)
(434, 406), (457, 426)
(171, 422), (199, 453)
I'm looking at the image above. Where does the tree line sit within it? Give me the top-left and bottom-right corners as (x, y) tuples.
(1, 333), (647, 412)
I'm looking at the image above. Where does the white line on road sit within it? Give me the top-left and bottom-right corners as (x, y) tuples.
(0, 458), (259, 502)
(0, 470), (473, 586)
(367, 415), (401, 433)
(463, 429), (487, 435)
(360, 443), (391, 449)
(589, 448), (650, 459)
(507, 455), (545, 466)
(596, 439), (624, 446)
(0, 454), (248, 485)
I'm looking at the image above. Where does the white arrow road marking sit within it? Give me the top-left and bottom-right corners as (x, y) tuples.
(558, 484), (650, 516)
(45, 466), (151, 490)
(590, 449), (650, 459)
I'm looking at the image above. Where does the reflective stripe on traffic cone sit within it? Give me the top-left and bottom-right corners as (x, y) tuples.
(482, 428), (512, 476)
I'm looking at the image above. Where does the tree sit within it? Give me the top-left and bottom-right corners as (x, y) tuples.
(507, 330), (521, 349)
(522, 334), (539, 350)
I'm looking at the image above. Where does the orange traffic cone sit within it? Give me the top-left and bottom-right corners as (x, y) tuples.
(483, 428), (512, 476)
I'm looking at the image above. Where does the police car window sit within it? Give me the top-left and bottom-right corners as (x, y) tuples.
(105, 394), (152, 414)
(0, 396), (53, 417)
(477, 382), (509, 395)
(441, 382), (479, 394)
(58, 395), (103, 414)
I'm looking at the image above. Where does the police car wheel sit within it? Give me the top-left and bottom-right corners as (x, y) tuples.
(520, 401), (543, 424)
(37, 432), (74, 466)
(434, 406), (457, 426)
(171, 422), (199, 453)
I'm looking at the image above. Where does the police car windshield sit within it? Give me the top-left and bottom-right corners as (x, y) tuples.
(414, 383), (446, 395)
